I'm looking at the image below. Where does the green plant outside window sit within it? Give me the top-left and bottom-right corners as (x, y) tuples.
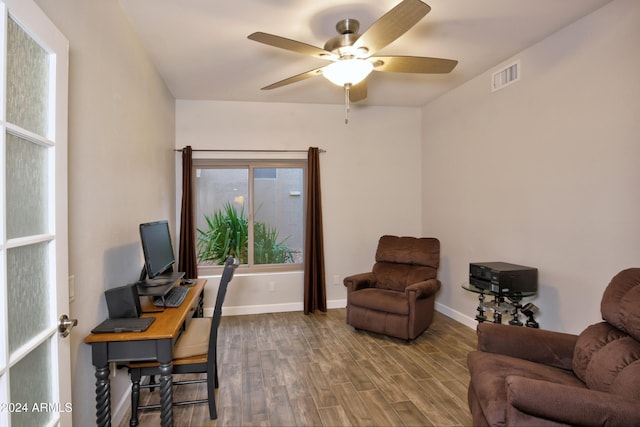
(194, 162), (304, 270)
(197, 202), (297, 265)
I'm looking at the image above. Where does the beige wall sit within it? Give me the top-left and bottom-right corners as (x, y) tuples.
(421, 0), (640, 334)
(35, 1), (176, 425)
(176, 100), (423, 313)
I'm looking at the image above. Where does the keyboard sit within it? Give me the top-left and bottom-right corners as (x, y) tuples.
(154, 286), (189, 307)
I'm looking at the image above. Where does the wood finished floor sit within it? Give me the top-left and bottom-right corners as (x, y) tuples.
(119, 309), (477, 427)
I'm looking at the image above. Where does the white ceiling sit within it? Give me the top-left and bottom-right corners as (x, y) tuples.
(118, 0), (613, 107)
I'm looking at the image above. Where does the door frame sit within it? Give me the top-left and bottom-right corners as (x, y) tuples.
(0, 0), (70, 425)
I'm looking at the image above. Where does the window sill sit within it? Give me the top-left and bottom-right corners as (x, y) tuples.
(197, 263), (303, 276)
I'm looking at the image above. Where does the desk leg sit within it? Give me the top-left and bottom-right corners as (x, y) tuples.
(196, 292), (204, 318)
(158, 361), (173, 427)
(130, 369), (141, 427)
(95, 364), (112, 427)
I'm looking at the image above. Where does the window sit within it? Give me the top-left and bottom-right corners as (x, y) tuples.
(194, 159), (305, 273)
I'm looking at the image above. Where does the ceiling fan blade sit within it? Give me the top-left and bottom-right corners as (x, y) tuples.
(372, 56), (458, 74)
(353, 0), (431, 57)
(261, 66), (325, 90)
(248, 32), (334, 59)
(349, 81), (367, 102)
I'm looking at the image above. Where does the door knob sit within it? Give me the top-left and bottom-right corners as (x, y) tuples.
(58, 314), (78, 338)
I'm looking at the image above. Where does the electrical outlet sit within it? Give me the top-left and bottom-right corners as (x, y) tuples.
(268, 281), (276, 292)
(333, 275), (340, 286)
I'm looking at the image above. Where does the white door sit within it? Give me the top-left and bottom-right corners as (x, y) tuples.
(0, 0), (71, 426)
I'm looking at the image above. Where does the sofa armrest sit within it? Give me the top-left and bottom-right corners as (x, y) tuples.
(506, 376), (640, 426)
(405, 279), (441, 298)
(343, 272), (375, 292)
(477, 323), (578, 370)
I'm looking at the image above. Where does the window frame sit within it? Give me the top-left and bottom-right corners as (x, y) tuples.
(193, 158), (306, 275)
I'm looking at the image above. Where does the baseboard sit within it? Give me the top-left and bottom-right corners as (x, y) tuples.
(204, 298), (347, 317)
(327, 299), (347, 309)
(208, 302), (301, 317)
(435, 301), (477, 330)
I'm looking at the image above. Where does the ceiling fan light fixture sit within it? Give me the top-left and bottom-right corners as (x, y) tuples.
(322, 58), (373, 86)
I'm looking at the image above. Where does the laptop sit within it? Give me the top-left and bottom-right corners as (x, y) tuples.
(91, 317), (154, 334)
(91, 284), (155, 333)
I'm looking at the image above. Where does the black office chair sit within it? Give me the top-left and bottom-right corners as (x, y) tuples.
(128, 256), (239, 423)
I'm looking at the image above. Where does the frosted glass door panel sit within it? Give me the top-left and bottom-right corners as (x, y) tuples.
(6, 16), (50, 138)
(6, 242), (50, 354)
(6, 132), (49, 239)
(9, 339), (53, 427)
(0, 2), (70, 424)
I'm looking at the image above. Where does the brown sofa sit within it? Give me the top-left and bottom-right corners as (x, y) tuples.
(467, 268), (640, 426)
(343, 235), (440, 340)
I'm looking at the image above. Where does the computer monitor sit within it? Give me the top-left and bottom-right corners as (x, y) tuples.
(139, 220), (177, 284)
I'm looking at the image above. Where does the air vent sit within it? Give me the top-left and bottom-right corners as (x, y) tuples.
(492, 60), (520, 92)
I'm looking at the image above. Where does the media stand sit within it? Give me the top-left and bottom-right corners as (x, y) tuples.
(462, 282), (539, 327)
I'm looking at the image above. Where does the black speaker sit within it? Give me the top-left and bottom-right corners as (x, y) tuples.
(104, 284), (142, 318)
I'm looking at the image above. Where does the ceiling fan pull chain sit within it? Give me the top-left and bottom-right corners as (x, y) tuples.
(344, 83), (351, 124)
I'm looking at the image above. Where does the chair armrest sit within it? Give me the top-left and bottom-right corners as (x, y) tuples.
(343, 272), (376, 292)
(405, 279), (441, 298)
(506, 376), (640, 426)
(477, 323), (578, 370)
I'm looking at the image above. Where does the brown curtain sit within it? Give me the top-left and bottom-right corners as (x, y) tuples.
(178, 146), (198, 279)
(304, 147), (327, 314)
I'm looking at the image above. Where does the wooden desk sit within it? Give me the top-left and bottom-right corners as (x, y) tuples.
(85, 279), (207, 427)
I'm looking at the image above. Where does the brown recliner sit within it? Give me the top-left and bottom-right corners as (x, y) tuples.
(467, 268), (640, 426)
(343, 235), (441, 340)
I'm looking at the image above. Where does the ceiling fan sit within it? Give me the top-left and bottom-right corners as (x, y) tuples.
(247, 0), (458, 115)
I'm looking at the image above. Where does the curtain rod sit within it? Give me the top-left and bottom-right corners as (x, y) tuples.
(175, 148), (325, 153)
